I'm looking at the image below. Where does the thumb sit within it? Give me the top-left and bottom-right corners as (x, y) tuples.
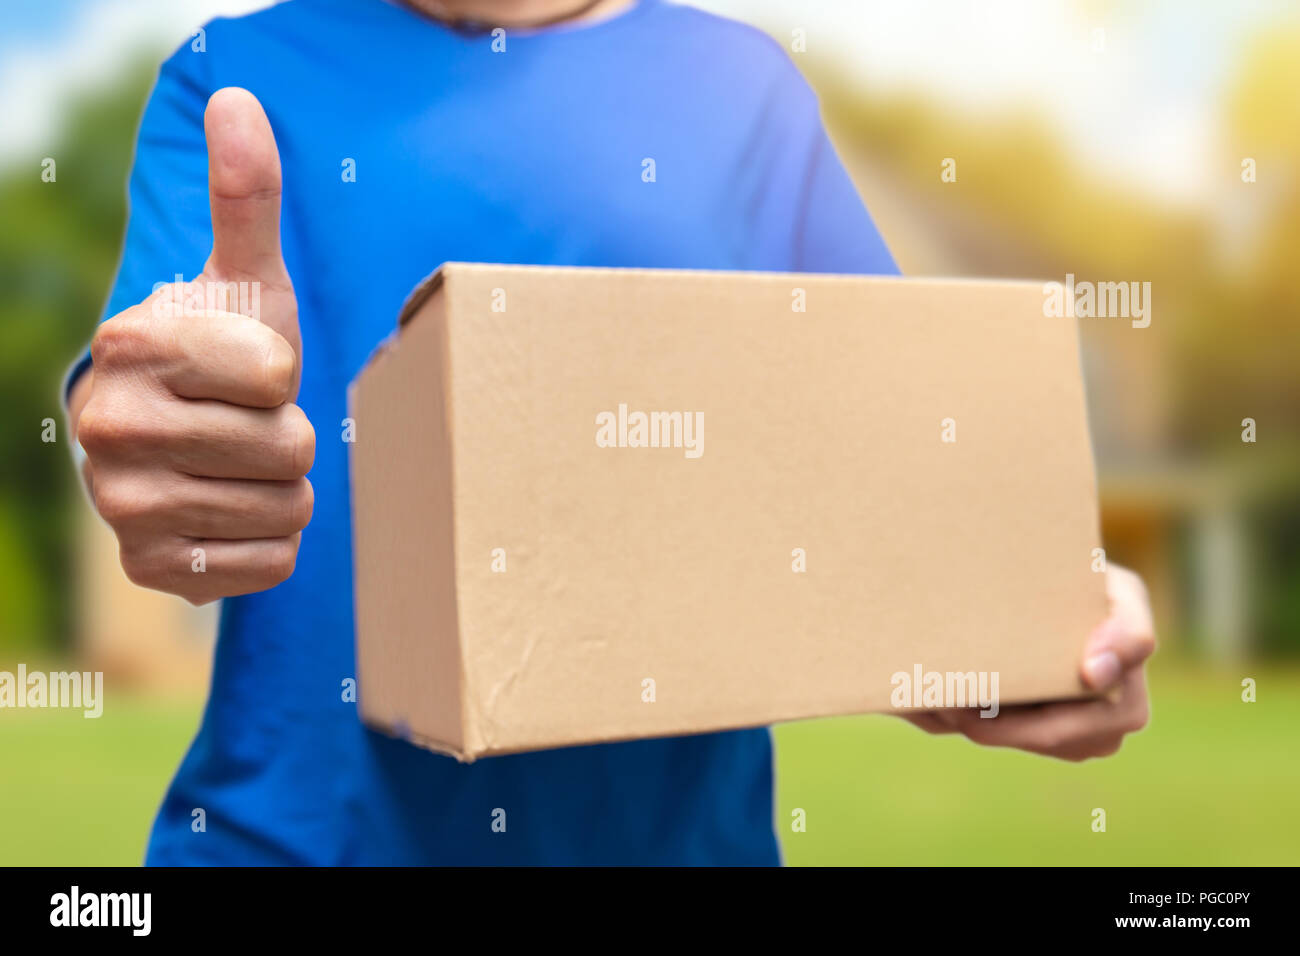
(204, 87), (287, 284)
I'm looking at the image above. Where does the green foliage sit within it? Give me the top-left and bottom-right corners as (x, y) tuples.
(810, 57), (1300, 461)
(0, 62), (156, 651)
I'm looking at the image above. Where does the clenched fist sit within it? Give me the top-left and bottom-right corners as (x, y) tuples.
(70, 88), (313, 605)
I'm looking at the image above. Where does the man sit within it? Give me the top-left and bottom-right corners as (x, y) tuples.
(65, 0), (1154, 865)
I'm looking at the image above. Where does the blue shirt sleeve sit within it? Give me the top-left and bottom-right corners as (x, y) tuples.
(63, 46), (213, 401)
(793, 120), (900, 276)
(778, 64), (898, 277)
(734, 38), (899, 278)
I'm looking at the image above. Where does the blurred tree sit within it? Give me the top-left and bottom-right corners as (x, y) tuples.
(0, 59), (157, 653)
(804, 38), (1300, 656)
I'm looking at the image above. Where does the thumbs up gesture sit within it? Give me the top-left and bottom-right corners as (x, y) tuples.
(73, 89), (314, 604)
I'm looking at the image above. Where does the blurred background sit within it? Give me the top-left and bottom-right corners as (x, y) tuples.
(1, 0), (1297, 865)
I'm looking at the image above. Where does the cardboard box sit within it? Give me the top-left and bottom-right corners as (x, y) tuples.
(349, 264), (1106, 761)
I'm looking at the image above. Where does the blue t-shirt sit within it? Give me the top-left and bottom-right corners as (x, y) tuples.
(80, 0), (897, 865)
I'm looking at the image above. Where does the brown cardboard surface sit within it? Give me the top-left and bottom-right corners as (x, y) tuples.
(350, 263), (1107, 761)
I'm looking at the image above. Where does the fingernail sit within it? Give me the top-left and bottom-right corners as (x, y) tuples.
(1083, 650), (1122, 689)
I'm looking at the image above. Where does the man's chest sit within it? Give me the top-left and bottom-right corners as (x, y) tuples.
(275, 105), (769, 384)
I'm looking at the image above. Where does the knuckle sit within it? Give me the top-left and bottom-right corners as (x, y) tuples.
(94, 480), (149, 526)
(76, 400), (135, 455)
(91, 313), (153, 368)
(121, 540), (197, 599)
(118, 542), (159, 591)
(261, 537), (299, 587)
(75, 402), (106, 454)
(260, 333), (297, 406)
(280, 406), (315, 477)
(288, 478), (314, 532)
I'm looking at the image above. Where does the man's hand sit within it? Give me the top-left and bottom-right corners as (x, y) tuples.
(904, 565), (1155, 760)
(70, 87), (312, 605)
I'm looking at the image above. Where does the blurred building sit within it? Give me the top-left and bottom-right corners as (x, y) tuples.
(843, 148), (1284, 661)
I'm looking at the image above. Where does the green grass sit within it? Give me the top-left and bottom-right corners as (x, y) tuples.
(1, 663), (1296, 865)
(0, 691), (202, 866)
(775, 663), (1300, 865)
